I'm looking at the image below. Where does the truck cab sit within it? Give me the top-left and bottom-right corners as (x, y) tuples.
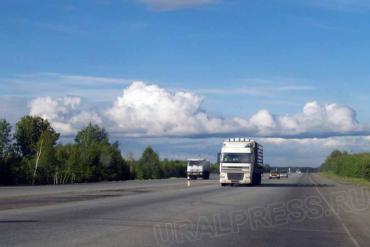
(187, 159), (211, 180)
(219, 138), (263, 186)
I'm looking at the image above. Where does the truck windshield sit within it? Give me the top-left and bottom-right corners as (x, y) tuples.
(188, 161), (201, 166)
(222, 153), (252, 163)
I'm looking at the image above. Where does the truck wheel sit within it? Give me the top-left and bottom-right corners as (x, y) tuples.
(251, 174), (256, 186)
(221, 183), (227, 186)
(202, 172), (210, 180)
(252, 173), (261, 186)
(256, 174), (262, 185)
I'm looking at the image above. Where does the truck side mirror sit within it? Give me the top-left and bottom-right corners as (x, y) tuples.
(217, 152), (221, 163)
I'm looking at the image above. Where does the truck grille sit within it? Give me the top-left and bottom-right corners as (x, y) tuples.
(227, 173), (244, 181)
(222, 167), (244, 173)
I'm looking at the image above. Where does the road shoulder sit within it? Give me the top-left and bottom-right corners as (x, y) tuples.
(312, 173), (370, 247)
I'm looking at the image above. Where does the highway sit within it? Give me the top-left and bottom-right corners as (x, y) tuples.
(0, 173), (369, 247)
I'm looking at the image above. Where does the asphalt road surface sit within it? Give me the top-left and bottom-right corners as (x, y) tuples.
(1, 173), (370, 247)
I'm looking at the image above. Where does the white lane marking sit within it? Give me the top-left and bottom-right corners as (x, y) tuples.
(310, 175), (361, 247)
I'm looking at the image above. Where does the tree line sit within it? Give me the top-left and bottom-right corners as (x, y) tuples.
(320, 150), (370, 181)
(0, 116), (187, 185)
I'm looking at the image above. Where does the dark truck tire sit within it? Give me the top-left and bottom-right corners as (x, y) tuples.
(252, 173), (262, 186)
(202, 171), (210, 180)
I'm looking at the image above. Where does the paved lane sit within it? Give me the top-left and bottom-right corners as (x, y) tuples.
(0, 174), (369, 247)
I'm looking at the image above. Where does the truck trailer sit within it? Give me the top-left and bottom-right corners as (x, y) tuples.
(219, 138), (263, 186)
(187, 159), (211, 180)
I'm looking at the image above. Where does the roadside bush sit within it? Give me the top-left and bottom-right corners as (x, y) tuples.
(320, 150), (370, 181)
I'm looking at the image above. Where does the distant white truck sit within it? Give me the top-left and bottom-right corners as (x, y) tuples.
(187, 159), (211, 180)
(219, 138), (264, 186)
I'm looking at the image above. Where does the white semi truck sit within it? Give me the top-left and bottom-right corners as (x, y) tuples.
(187, 159), (211, 180)
(219, 138), (263, 186)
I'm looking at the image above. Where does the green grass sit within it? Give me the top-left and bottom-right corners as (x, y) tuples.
(320, 171), (370, 187)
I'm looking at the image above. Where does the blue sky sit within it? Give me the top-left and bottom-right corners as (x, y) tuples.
(1, 0), (370, 166)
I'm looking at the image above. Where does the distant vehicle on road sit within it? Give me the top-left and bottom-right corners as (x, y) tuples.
(269, 171), (281, 179)
(187, 159), (211, 180)
(219, 138), (263, 186)
(280, 171), (289, 178)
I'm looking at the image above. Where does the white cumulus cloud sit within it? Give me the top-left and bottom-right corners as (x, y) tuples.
(28, 96), (102, 135)
(27, 81), (369, 138)
(106, 81), (230, 136)
(106, 81), (368, 138)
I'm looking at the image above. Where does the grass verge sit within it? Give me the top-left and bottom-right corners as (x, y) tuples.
(319, 171), (370, 186)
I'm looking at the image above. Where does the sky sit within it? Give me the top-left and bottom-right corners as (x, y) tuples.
(1, 0), (370, 166)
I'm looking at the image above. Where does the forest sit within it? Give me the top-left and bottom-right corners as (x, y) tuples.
(0, 117), (187, 185)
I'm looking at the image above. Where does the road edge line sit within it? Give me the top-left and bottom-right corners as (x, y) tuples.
(309, 174), (360, 247)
